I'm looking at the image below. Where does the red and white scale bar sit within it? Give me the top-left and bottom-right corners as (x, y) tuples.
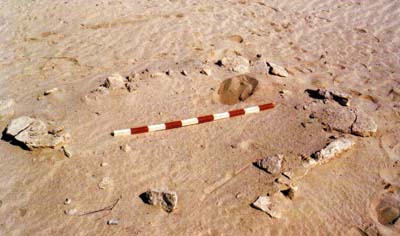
(113, 103), (275, 136)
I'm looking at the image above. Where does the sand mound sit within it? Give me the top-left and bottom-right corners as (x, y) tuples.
(214, 75), (258, 105)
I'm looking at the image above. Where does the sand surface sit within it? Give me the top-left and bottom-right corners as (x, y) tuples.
(0, 0), (399, 235)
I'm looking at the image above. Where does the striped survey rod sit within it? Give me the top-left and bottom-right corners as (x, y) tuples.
(113, 103), (275, 136)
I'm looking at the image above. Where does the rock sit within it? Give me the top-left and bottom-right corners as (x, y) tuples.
(314, 138), (355, 163)
(351, 109), (377, 137)
(181, 70), (188, 76)
(0, 99), (15, 118)
(98, 177), (113, 190)
(107, 218), (119, 225)
(252, 192), (288, 218)
(310, 106), (356, 133)
(374, 191), (400, 225)
(100, 162), (109, 167)
(62, 146), (73, 158)
(103, 73), (125, 89)
(228, 35), (244, 43)
(120, 144), (131, 153)
(306, 88), (351, 106)
(64, 198), (71, 205)
(220, 55), (250, 74)
(142, 189), (178, 213)
(6, 116), (35, 136)
(330, 90), (351, 106)
(5, 117), (67, 150)
(200, 68), (212, 76)
(255, 154), (283, 175)
(125, 82), (138, 92)
(267, 62), (288, 77)
(44, 88), (59, 95)
(64, 208), (78, 215)
(214, 75), (258, 105)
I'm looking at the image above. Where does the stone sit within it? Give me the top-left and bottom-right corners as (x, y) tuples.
(267, 62), (288, 77)
(314, 138), (355, 163)
(6, 116), (35, 136)
(220, 55), (250, 74)
(120, 144), (131, 153)
(200, 68), (212, 76)
(306, 88), (351, 106)
(310, 107), (356, 133)
(374, 192), (400, 225)
(252, 193), (287, 218)
(107, 218), (119, 225)
(5, 117), (67, 150)
(142, 189), (178, 213)
(379, 168), (400, 187)
(103, 73), (125, 89)
(351, 109), (377, 137)
(0, 99), (15, 117)
(64, 198), (71, 205)
(62, 146), (73, 158)
(181, 70), (188, 76)
(98, 177), (113, 190)
(44, 88), (59, 95)
(64, 208), (78, 215)
(330, 90), (351, 106)
(255, 154), (283, 175)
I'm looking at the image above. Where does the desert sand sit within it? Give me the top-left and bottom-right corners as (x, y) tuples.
(0, 0), (399, 235)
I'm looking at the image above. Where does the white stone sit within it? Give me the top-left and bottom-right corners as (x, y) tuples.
(267, 62), (288, 77)
(200, 68), (212, 76)
(44, 88), (59, 95)
(314, 138), (355, 162)
(98, 177), (112, 189)
(64, 208), (78, 215)
(103, 73), (125, 89)
(6, 116), (35, 136)
(351, 109), (377, 137)
(252, 194), (286, 218)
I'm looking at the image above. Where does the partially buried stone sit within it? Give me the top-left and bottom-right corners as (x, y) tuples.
(107, 218), (119, 225)
(351, 109), (377, 137)
(103, 73), (125, 90)
(314, 138), (355, 163)
(267, 62), (288, 77)
(142, 189), (178, 213)
(5, 116), (67, 150)
(252, 192), (287, 218)
(255, 154), (283, 175)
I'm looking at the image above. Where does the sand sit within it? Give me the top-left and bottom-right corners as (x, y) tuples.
(0, 0), (399, 235)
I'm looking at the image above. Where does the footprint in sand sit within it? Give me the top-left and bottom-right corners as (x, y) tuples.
(213, 75), (258, 105)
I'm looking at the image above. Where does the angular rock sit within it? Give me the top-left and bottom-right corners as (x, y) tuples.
(351, 109), (377, 137)
(379, 168), (400, 188)
(64, 208), (78, 215)
(44, 88), (59, 96)
(200, 68), (212, 76)
(103, 73), (125, 89)
(330, 90), (351, 106)
(252, 192), (288, 218)
(6, 116), (35, 136)
(62, 146), (73, 158)
(142, 189), (178, 213)
(5, 117), (67, 150)
(310, 106), (356, 133)
(255, 154), (283, 175)
(267, 62), (288, 77)
(107, 218), (119, 225)
(374, 192), (400, 225)
(307, 88), (351, 106)
(314, 138), (355, 163)
(0, 99), (15, 117)
(98, 177), (113, 190)
(220, 55), (250, 74)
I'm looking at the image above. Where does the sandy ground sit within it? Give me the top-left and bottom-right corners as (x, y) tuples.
(0, 0), (399, 235)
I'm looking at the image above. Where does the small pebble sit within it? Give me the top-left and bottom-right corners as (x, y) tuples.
(64, 208), (78, 215)
(62, 146), (73, 158)
(181, 70), (188, 76)
(120, 144), (132, 153)
(44, 88), (59, 95)
(107, 218), (119, 225)
(200, 68), (212, 76)
(100, 162), (109, 167)
(64, 198), (71, 205)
